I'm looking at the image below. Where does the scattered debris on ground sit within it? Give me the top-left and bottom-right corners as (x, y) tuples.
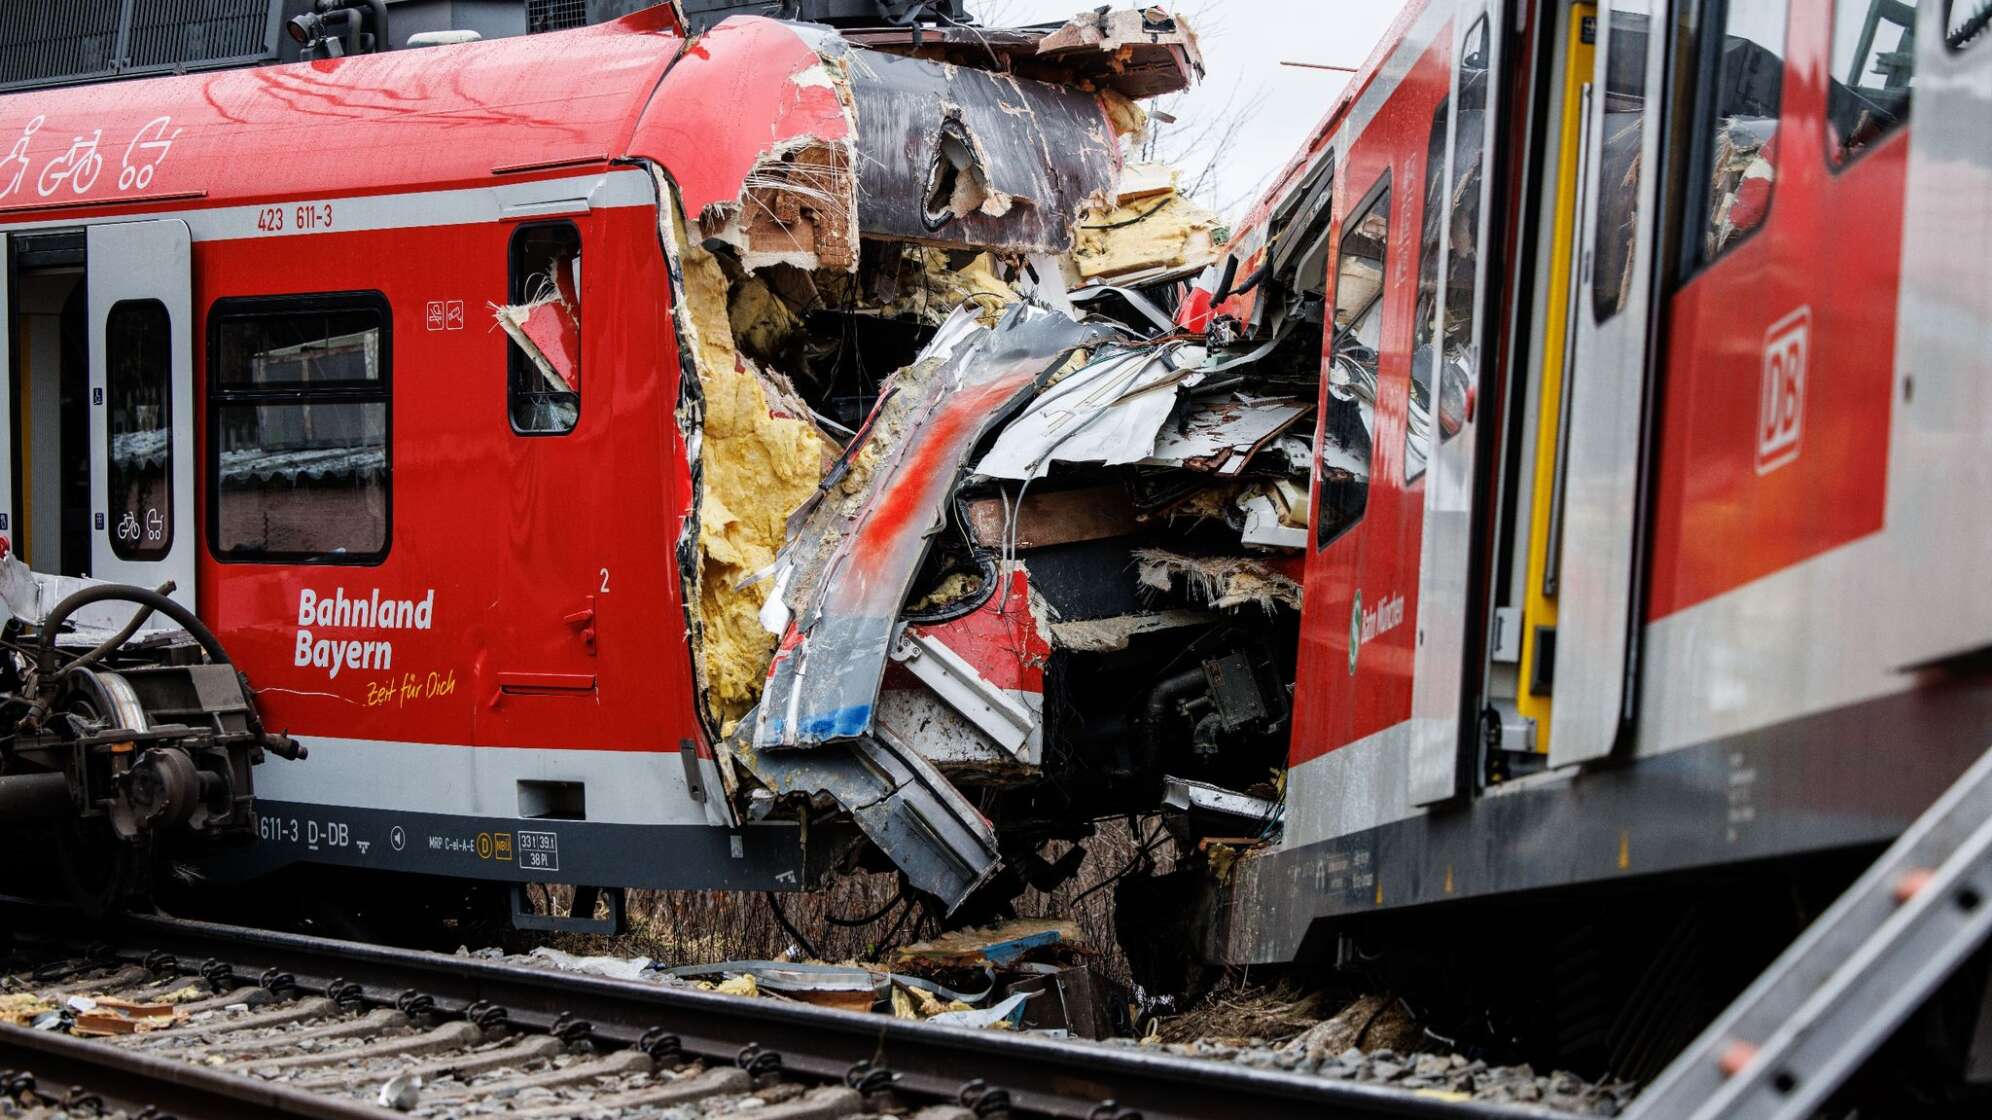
(469, 917), (1122, 1038)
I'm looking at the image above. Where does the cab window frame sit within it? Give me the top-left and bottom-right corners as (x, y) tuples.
(1317, 172), (1391, 552)
(505, 220), (582, 437)
(205, 290), (393, 566)
(1827, 0), (1918, 171)
(1408, 97), (1450, 486)
(1684, 0), (1791, 275)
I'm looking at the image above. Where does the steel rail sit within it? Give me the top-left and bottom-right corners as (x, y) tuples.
(0, 898), (1537, 1120)
(0, 1021), (388, 1118)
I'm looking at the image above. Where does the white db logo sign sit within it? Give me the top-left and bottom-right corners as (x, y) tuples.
(1757, 307), (1809, 475)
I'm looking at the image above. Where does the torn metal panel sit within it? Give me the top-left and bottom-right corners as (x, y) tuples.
(1145, 394), (1311, 476)
(889, 629), (1036, 759)
(877, 564), (1049, 775)
(647, 18), (859, 258)
(0, 552), (185, 647)
(1047, 608), (1214, 653)
(841, 7), (1203, 100)
(833, 38), (1122, 254)
(974, 342), (1206, 481)
(874, 685), (1043, 776)
(1162, 775), (1280, 837)
(756, 305), (1109, 750)
(732, 731), (1000, 913)
(1032, 7), (1206, 97)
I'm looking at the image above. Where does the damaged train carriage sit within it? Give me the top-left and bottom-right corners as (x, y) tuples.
(667, 20), (1323, 914)
(647, 10), (1259, 914)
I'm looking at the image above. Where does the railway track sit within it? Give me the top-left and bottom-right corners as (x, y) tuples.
(0, 899), (1542, 1120)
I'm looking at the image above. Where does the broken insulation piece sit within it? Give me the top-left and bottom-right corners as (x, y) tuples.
(710, 138), (859, 272)
(1072, 165), (1223, 283)
(1134, 548), (1304, 613)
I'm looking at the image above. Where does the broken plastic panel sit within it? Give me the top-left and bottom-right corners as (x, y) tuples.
(974, 342), (1207, 481)
(1144, 393), (1312, 476)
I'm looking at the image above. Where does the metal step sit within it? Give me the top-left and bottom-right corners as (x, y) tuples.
(1627, 742), (1992, 1120)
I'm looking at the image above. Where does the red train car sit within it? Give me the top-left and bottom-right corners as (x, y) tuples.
(1184, 0), (1992, 975)
(0, 3), (1222, 926)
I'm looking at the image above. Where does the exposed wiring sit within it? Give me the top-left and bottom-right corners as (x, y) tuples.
(1081, 196), (1175, 231)
(763, 891), (820, 961)
(1070, 818), (1169, 907)
(822, 884), (909, 927)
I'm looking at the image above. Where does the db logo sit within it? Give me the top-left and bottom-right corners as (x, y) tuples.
(1756, 307), (1809, 474)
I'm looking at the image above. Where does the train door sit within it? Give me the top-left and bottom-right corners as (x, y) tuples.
(480, 216), (600, 751)
(1552, 0), (1670, 767)
(1407, 5), (1504, 805)
(87, 220), (195, 609)
(1885, 2), (1990, 667)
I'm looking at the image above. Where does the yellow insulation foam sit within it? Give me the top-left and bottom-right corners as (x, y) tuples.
(680, 233), (835, 728)
(1072, 174), (1220, 280)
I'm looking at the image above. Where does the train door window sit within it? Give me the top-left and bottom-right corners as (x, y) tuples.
(1319, 182), (1388, 549)
(105, 299), (171, 560)
(1442, 14), (1490, 445)
(208, 294), (390, 563)
(1951, 2), (1991, 50)
(1409, 101), (1449, 484)
(1697, 1), (1789, 261)
(1592, 0), (1653, 322)
(1830, 0), (1918, 165)
(503, 222), (581, 435)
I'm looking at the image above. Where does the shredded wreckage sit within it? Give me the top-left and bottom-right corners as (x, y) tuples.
(581, 5), (1318, 921)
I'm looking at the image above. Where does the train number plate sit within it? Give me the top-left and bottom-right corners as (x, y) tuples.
(517, 830), (560, 872)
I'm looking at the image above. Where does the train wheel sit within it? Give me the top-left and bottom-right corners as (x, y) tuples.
(53, 817), (143, 918)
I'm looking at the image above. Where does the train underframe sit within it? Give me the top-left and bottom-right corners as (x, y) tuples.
(0, 559), (299, 910)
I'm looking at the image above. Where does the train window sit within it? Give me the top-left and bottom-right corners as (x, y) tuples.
(1441, 14), (1490, 446)
(1698, 0), (1788, 261)
(105, 300), (172, 561)
(1830, 0), (1918, 165)
(1952, 2), (1992, 50)
(1319, 183), (1388, 550)
(503, 222), (581, 435)
(1409, 99), (1448, 484)
(1592, 0), (1651, 322)
(208, 294), (391, 564)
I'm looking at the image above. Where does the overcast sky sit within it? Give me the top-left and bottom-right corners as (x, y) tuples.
(968, 0), (1411, 219)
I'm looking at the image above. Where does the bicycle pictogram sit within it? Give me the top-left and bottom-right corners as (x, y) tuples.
(37, 129), (103, 198)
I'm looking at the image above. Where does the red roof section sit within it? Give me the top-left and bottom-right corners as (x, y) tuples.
(0, 9), (685, 219)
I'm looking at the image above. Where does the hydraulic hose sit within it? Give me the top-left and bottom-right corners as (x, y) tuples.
(60, 581), (174, 677)
(37, 583), (230, 677)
